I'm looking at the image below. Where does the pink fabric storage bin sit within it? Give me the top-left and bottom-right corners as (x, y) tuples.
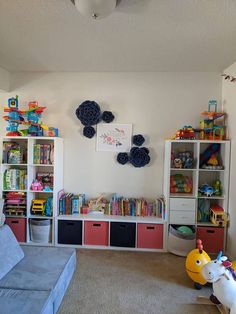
(84, 221), (109, 246)
(196, 227), (224, 254)
(5, 217), (26, 242)
(137, 223), (163, 249)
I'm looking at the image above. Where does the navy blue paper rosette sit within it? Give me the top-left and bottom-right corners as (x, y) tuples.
(76, 100), (101, 126)
(83, 126), (96, 138)
(129, 147), (150, 168)
(102, 111), (115, 123)
(117, 152), (129, 165)
(132, 134), (145, 146)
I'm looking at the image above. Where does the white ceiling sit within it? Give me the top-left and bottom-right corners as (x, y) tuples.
(0, 0), (235, 72)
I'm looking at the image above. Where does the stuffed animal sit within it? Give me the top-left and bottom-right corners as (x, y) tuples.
(201, 251), (236, 314)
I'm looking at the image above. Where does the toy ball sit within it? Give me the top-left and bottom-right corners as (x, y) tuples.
(185, 239), (211, 289)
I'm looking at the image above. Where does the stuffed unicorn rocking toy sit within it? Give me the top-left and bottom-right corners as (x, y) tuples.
(202, 251), (236, 314)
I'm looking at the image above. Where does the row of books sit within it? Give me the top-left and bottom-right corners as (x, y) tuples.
(58, 192), (166, 219)
(3, 169), (27, 191)
(33, 144), (52, 165)
(108, 195), (165, 219)
(59, 193), (85, 215)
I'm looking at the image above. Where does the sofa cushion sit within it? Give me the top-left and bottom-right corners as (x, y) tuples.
(0, 225), (24, 280)
(0, 288), (53, 314)
(0, 246), (75, 291)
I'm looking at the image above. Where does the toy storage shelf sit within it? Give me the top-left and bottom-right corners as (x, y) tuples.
(55, 214), (167, 252)
(164, 139), (230, 254)
(0, 136), (63, 246)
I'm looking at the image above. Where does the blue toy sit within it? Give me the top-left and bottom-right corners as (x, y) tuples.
(198, 184), (215, 197)
(45, 196), (53, 216)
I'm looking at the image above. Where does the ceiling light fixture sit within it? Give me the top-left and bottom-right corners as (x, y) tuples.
(72, 0), (119, 20)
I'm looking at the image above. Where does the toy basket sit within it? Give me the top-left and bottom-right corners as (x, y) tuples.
(29, 218), (52, 243)
(168, 224), (196, 257)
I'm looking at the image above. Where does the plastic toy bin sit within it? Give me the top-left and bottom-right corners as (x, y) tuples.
(84, 221), (108, 246)
(29, 218), (52, 243)
(196, 226), (224, 253)
(110, 222), (136, 248)
(168, 225), (196, 257)
(58, 220), (82, 245)
(5, 217), (26, 242)
(137, 223), (163, 249)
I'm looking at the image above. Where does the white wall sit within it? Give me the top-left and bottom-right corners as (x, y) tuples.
(0, 72), (221, 199)
(0, 67), (10, 92)
(222, 62), (236, 259)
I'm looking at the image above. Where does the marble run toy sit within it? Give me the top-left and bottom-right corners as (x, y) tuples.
(3, 96), (58, 137)
(199, 99), (226, 140)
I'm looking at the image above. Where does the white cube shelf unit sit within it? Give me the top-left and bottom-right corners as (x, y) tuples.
(0, 136), (63, 246)
(163, 139), (231, 254)
(55, 214), (167, 252)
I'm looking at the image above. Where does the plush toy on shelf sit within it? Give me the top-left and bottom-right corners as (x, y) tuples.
(202, 251), (236, 314)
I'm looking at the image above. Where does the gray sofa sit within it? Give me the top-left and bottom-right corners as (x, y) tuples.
(0, 224), (76, 314)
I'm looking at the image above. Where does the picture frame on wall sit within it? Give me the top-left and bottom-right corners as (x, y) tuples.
(96, 123), (132, 152)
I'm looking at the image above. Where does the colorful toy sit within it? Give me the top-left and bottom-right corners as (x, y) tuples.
(170, 174), (192, 194)
(185, 239), (211, 289)
(213, 179), (222, 196)
(199, 143), (221, 168)
(31, 179), (43, 191)
(210, 205), (228, 227)
(199, 99), (226, 140)
(202, 251), (236, 314)
(3, 96), (59, 137)
(88, 194), (107, 214)
(44, 196), (53, 216)
(4, 192), (26, 216)
(172, 125), (196, 140)
(31, 199), (46, 215)
(198, 183), (215, 197)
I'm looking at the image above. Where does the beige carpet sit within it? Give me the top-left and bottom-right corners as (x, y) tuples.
(58, 249), (218, 314)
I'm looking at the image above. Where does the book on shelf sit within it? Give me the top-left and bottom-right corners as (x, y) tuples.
(59, 193), (85, 215)
(108, 195), (166, 219)
(3, 169), (27, 191)
(33, 144), (52, 164)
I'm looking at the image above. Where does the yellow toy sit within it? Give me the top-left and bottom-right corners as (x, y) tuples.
(185, 239), (211, 289)
(210, 205), (228, 227)
(31, 199), (46, 215)
(232, 261), (236, 272)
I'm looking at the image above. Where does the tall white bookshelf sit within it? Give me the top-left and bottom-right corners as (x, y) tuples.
(163, 140), (230, 254)
(0, 136), (63, 246)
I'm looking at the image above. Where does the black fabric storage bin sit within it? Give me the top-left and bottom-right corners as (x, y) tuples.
(110, 222), (136, 248)
(58, 220), (82, 245)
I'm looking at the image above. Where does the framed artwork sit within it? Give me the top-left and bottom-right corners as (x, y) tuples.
(96, 123), (132, 152)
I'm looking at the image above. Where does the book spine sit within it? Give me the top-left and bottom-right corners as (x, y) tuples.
(33, 144), (37, 164)
(36, 144), (41, 164)
(40, 145), (44, 164)
(43, 144), (48, 164)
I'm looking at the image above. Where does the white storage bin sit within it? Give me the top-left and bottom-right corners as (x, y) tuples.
(168, 224), (196, 257)
(29, 219), (52, 243)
